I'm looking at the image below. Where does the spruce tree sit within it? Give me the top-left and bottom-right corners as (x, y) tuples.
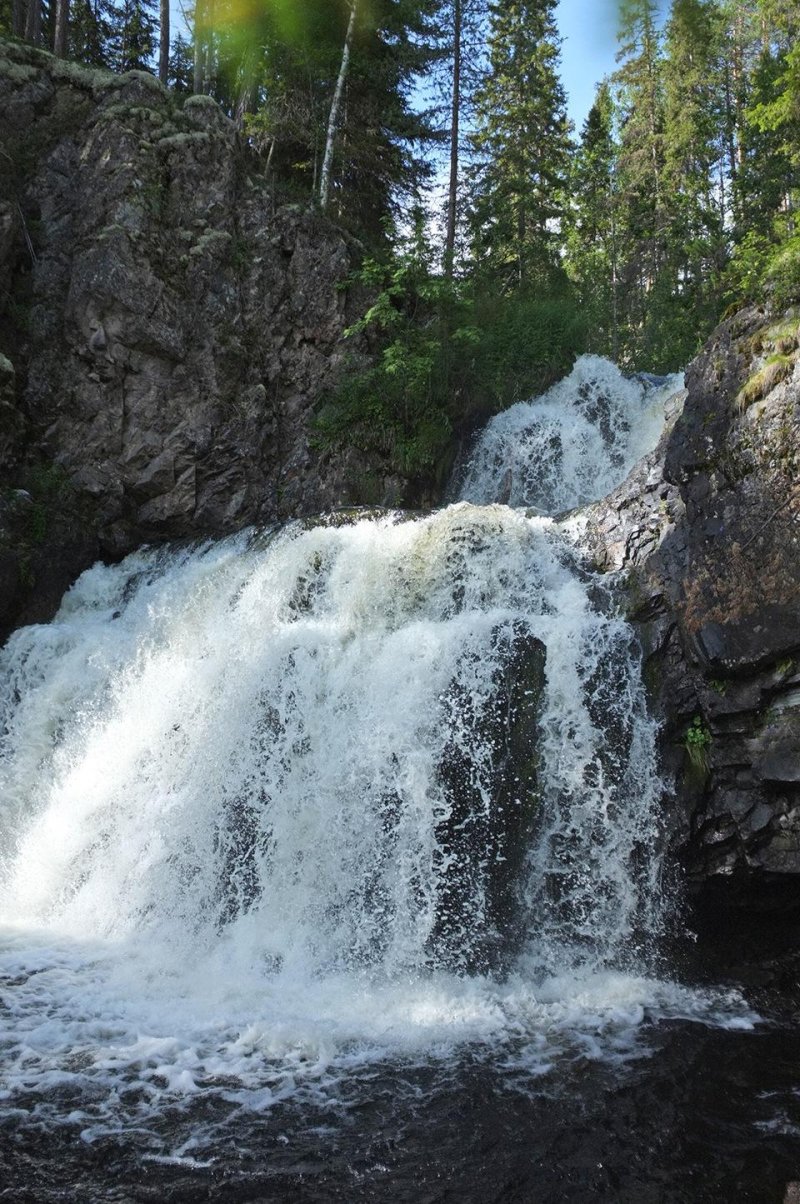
(108, 0), (157, 72)
(169, 32), (194, 92)
(612, 0), (665, 362)
(69, 0), (115, 67)
(432, 0), (487, 276)
(469, 0), (571, 292)
(658, 0), (727, 364)
(565, 82), (620, 356)
(718, 1), (760, 213)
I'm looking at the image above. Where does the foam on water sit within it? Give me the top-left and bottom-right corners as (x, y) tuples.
(0, 359), (753, 1151)
(456, 354), (684, 511)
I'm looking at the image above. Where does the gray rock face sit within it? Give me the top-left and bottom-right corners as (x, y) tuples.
(0, 42), (378, 634)
(586, 304), (800, 909)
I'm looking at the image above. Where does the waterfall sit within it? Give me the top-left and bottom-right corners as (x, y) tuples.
(455, 354), (684, 512)
(0, 357), (752, 1148)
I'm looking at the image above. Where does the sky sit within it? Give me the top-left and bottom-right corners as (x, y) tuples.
(168, 0), (673, 141)
(556, 0), (670, 131)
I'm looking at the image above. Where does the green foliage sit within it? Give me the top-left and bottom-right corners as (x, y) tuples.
(7, 0), (800, 480)
(468, 290), (587, 407)
(564, 83), (619, 358)
(69, 0), (117, 67)
(215, 0), (442, 241)
(315, 228), (586, 492)
(562, 0), (800, 368)
(737, 351), (796, 409)
(684, 714), (712, 774)
(469, 0), (571, 292)
(168, 32), (194, 92)
(315, 241), (457, 482)
(762, 235), (800, 308)
(727, 229), (800, 309)
(725, 229), (773, 304)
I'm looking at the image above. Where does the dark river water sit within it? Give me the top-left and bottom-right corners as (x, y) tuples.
(3, 1002), (799, 1204)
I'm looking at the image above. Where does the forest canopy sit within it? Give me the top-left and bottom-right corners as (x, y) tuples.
(2, 0), (799, 482)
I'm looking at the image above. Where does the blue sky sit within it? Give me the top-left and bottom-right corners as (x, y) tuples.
(556, 0), (670, 130)
(169, 0), (671, 137)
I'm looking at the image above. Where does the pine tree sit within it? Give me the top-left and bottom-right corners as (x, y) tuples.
(565, 82), (621, 356)
(469, 0), (571, 292)
(657, 0), (727, 363)
(108, 0), (157, 72)
(69, 0), (115, 67)
(756, 0), (799, 48)
(443, 0), (464, 277)
(734, 45), (792, 238)
(318, 0), (442, 238)
(718, 1), (760, 216)
(612, 0), (665, 361)
(432, 0), (487, 276)
(723, 0), (799, 302)
(212, 0), (439, 240)
(169, 32), (194, 92)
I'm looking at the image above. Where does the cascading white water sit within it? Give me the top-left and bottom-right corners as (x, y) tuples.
(0, 358), (752, 1150)
(0, 508), (657, 971)
(456, 354), (684, 512)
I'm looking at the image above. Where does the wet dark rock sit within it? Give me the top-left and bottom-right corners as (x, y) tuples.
(434, 622), (546, 973)
(0, 40), (392, 640)
(585, 303), (800, 925)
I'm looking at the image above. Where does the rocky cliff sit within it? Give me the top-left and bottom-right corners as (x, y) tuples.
(586, 304), (800, 950)
(0, 40), (382, 637)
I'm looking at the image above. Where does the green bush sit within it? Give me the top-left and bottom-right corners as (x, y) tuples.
(764, 234), (800, 308)
(315, 249), (587, 496)
(725, 227), (800, 310)
(684, 715), (712, 776)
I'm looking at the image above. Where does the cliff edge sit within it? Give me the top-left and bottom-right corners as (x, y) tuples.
(0, 40), (379, 635)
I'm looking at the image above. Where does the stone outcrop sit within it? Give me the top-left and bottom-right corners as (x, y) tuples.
(585, 304), (800, 916)
(0, 40), (382, 636)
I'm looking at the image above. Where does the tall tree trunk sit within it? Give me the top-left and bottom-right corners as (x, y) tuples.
(25, 0), (42, 44)
(319, 0), (358, 212)
(643, 12), (662, 276)
(53, 0), (68, 57)
(234, 48), (257, 127)
(444, 0), (462, 278)
(723, 60), (738, 188)
(193, 0), (205, 93)
(609, 170), (620, 362)
(12, 0), (26, 37)
(201, 0), (215, 94)
(732, 8), (746, 173)
(159, 0), (169, 85)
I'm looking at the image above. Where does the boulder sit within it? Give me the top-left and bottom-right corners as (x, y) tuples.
(433, 621), (546, 973)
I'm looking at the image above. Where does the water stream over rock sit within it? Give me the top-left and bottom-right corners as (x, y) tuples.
(2, 357), (791, 1202)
